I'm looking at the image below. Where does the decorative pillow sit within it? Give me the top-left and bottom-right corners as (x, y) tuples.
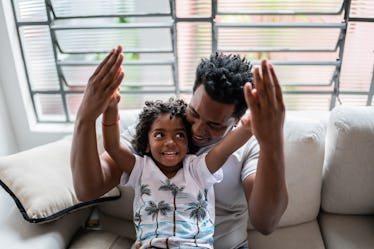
(0, 137), (120, 224)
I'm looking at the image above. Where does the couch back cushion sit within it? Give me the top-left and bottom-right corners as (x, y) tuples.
(275, 112), (326, 227)
(322, 106), (374, 214)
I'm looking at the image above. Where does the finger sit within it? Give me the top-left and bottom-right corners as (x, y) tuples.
(269, 64), (284, 104)
(244, 82), (259, 112)
(113, 71), (125, 92)
(253, 67), (265, 107)
(101, 53), (124, 90)
(261, 60), (276, 105)
(91, 48), (115, 80)
(97, 47), (123, 83)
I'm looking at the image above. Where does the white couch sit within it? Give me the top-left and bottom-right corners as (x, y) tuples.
(0, 105), (373, 249)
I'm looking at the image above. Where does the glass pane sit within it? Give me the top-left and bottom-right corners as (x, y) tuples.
(35, 94), (66, 121)
(177, 22), (212, 91)
(68, 93), (182, 121)
(176, 0), (211, 18)
(61, 64), (174, 87)
(55, 25), (172, 53)
(19, 26), (60, 91)
(272, 64), (336, 86)
(350, 0), (374, 18)
(284, 94), (331, 110)
(218, 26), (341, 51)
(51, 0), (170, 17)
(338, 94), (369, 106)
(218, 0), (343, 14)
(340, 22), (374, 91)
(14, 0), (47, 22)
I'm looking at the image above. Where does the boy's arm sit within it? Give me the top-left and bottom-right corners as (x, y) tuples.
(102, 101), (136, 175)
(205, 118), (252, 173)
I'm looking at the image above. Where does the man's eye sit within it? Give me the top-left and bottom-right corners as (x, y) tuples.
(187, 106), (198, 118)
(208, 123), (224, 130)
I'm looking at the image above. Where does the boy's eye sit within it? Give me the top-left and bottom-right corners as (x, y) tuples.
(176, 132), (186, 139)
(154, 132), (163, 138)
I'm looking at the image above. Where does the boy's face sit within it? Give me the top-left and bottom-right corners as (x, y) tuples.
(147, 114), (188, 173)
(186, 84), (237, 148)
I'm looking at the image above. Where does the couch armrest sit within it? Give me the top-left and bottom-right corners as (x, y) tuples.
(0, 206), (90, 249)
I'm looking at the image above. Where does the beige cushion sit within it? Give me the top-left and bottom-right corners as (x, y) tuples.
(0, 207), (89, 249)
(248, 220), (325, 249)
(322, 106), (374, 214)
(69, 230), (134, 249)
(0, 137), (120, 223)
(319, 212), (374, 249)
(263, 113), (326, 228)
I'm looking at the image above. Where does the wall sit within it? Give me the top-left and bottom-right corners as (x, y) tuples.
(0, 0), (71, 155)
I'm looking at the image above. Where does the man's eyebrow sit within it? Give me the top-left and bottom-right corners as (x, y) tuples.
(188, 104), (225, 127)
(188, 105), (199, 115)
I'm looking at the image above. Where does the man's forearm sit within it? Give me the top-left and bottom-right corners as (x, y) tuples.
(248, 142), (288, 235)
(71, 119), (105, 201)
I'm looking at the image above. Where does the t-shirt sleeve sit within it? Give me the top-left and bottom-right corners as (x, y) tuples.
(119, 124), (138, 185)
(119, 124), (137, 153)
(240, 136), (260, 182)
(188, 154), (223, 189)
(120, 155), (143, 188)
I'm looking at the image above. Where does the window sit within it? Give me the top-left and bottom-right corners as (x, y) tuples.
(11, 0), (374, 123)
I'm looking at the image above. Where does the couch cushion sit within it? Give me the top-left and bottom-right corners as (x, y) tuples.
(0, 137), (120, 223)
(248, 220), (325, 249)
(69, 230), (134, 249)
(0, 207), (89, 249)
(97, 186), (134, 222)
(322, 106), (374, 214)
(267, 113), (326, 228)
(319, 212), (374, 249)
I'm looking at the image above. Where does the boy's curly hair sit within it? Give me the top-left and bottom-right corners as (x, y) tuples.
(194, 52), (253, 119)
(132, 98), (195, 156)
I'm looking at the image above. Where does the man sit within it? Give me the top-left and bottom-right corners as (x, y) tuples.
(71, 45), (288, 249)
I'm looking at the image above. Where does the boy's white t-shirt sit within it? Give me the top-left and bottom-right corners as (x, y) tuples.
(121, 154), (223, 249)
(121, 125), (259, 249)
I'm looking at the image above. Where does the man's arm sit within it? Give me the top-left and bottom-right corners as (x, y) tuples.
(242, 60), (288, 235)
(70, 46), (125, 202)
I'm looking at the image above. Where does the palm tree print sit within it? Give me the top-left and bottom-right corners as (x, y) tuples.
(185, 191), (208, 246)
(159, 179), (185, 236)
(145, 200), (172, 239)
(134, 184), (151, 241)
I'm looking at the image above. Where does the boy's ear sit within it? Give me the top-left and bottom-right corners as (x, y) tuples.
(146, 144), (150, 153)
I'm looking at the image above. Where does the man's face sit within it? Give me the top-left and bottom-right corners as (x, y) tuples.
(186, 84), (237, 148)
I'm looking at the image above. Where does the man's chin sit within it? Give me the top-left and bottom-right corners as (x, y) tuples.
(192, 138), (215, 148)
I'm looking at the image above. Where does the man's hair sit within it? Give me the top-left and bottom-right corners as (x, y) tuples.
(132, 98), (195, 156)
(193, 52), (253, 119)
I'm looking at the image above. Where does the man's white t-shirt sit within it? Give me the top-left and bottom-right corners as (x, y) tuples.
(121, 126), (259, 249)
